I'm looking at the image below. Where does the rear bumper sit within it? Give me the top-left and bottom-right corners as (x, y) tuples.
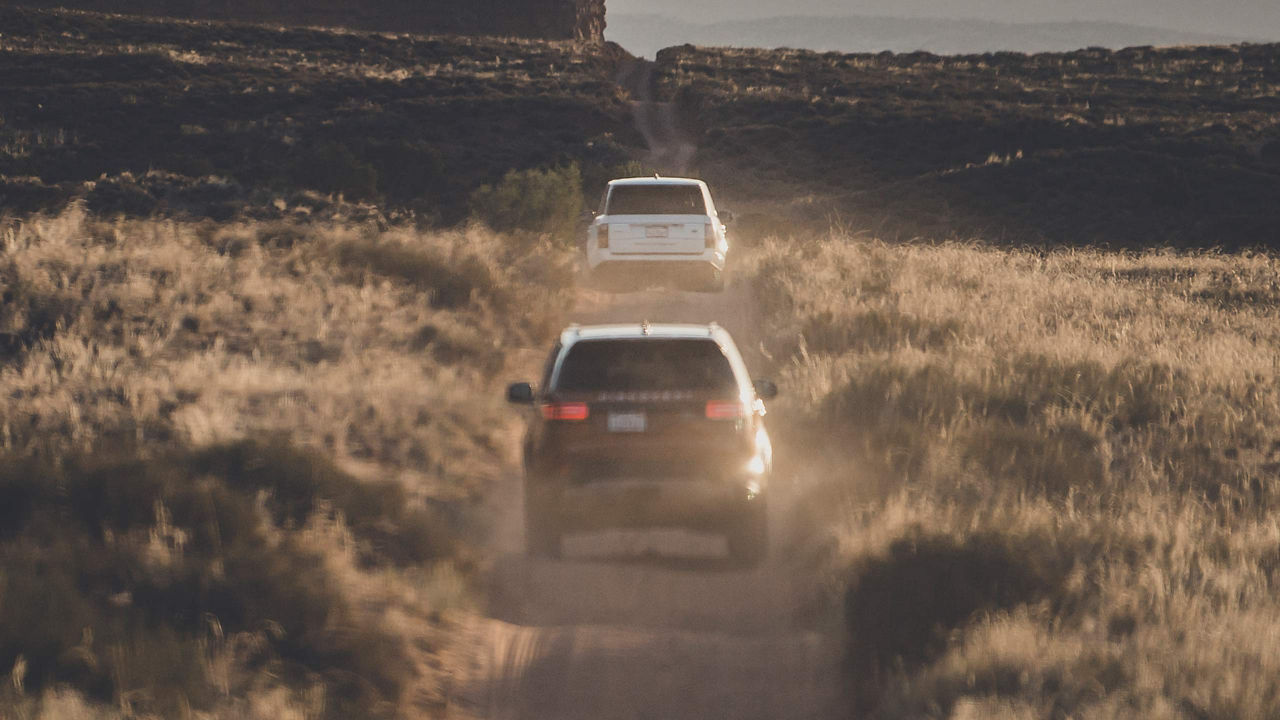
(587, 248), (725, 273)
(542, 478), (765, 531)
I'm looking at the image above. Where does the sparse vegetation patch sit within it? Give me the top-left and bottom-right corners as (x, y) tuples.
(745, 236), (1280, 717)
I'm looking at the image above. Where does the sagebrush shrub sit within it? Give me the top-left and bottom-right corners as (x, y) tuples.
(328, 232), (508, 310)
(469, 163), (584, 242)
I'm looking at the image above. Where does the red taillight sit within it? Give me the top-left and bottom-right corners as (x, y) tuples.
(541, 402), (590, 421)
(704, 223), (715, 249)
(705, 400), (747, 420)
(598, 224), (610, 249)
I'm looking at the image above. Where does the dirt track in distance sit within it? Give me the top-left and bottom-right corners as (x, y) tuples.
(616, 59), (698, 175)
(441, 285), (847, 720)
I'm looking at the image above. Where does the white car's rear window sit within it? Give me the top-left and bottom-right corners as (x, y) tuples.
(607, 186), (707, 215)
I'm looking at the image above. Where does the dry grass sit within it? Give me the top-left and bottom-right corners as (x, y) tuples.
(6, 200), (1280, 718)
(0, 205), (572, 718)
(742, 235), (1280, 718)
(1, 206), (570, 460)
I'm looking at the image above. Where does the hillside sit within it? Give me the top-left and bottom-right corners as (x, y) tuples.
(0, 0), (607, 42)
(654, 43), (1280, 249)
(5, 7), (1280, 249)
(0, 7), (634, 223)
(609, 13), (1253, 58)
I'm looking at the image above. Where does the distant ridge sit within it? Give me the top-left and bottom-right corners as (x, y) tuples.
(609, 13), (1256, 57)
(0, 0), (607, 42)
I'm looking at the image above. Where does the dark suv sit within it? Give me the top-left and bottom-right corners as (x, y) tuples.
(506, 323), (777, 564)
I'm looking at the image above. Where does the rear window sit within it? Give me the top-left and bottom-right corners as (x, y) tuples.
(555, 339), (737, 393)
(606, 185), (707, 215)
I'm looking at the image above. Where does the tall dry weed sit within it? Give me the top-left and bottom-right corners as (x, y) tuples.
(0, 206), (575, 717)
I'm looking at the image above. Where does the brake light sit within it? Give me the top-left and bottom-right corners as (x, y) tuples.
(598, 224), (610, 249)
(541, 402), (590, 421)
(705, 400), (747, 420)
(704, 223), (715, 249)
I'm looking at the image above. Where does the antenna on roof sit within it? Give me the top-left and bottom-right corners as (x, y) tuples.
(654, 172), (661, 178)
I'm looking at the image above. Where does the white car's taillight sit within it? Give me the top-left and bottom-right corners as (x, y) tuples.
(704, 223), (715, 249)
(598, 224), (610, 249)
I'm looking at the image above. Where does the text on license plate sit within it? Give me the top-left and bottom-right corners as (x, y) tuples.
(607, 412), (647, 433)
(645, 226), (669, 238)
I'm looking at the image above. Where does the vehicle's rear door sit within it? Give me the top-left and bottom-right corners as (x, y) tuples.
(546, 338), (751, 481)
(604, 185), (708, 255)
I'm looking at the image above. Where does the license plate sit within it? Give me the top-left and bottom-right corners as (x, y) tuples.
(607, 412), (647, 433)
(645, 226), (668, 238)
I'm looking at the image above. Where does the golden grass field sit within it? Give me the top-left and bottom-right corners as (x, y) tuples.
(743, 236), (1280, 718)
(4, 202), (1279, 718)
(0, 207), (573, 718)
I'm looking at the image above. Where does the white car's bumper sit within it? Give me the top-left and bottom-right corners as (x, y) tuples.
(587, 246), (726, 272)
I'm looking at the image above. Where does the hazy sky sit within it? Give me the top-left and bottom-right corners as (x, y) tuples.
(605, 0), (1280, 40)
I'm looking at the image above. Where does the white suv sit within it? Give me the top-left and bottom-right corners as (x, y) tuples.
(586, 177), (732, 292)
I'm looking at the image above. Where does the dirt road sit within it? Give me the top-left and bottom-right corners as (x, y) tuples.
(616, 59), (698, 175)
(437, 54), (844, 719)
(442, 286), (847, 720)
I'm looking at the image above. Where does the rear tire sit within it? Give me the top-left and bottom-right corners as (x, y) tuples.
(727, 501), (768, 567)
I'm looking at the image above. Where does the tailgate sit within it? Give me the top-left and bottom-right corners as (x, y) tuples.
(606, 216), (707, 255)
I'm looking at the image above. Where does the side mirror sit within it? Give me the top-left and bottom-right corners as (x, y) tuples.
(507, 382), (535, 405)
(579, 210), (596, 223)
(753, 379), (778, 401)
(719, 209), (734, 225)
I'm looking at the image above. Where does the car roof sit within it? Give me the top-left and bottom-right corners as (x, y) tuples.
(607, 177), (706, 187)
(560, 322), (723, 345)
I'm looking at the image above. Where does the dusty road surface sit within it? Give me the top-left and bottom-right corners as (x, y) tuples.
(442, 285), (848, 720)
